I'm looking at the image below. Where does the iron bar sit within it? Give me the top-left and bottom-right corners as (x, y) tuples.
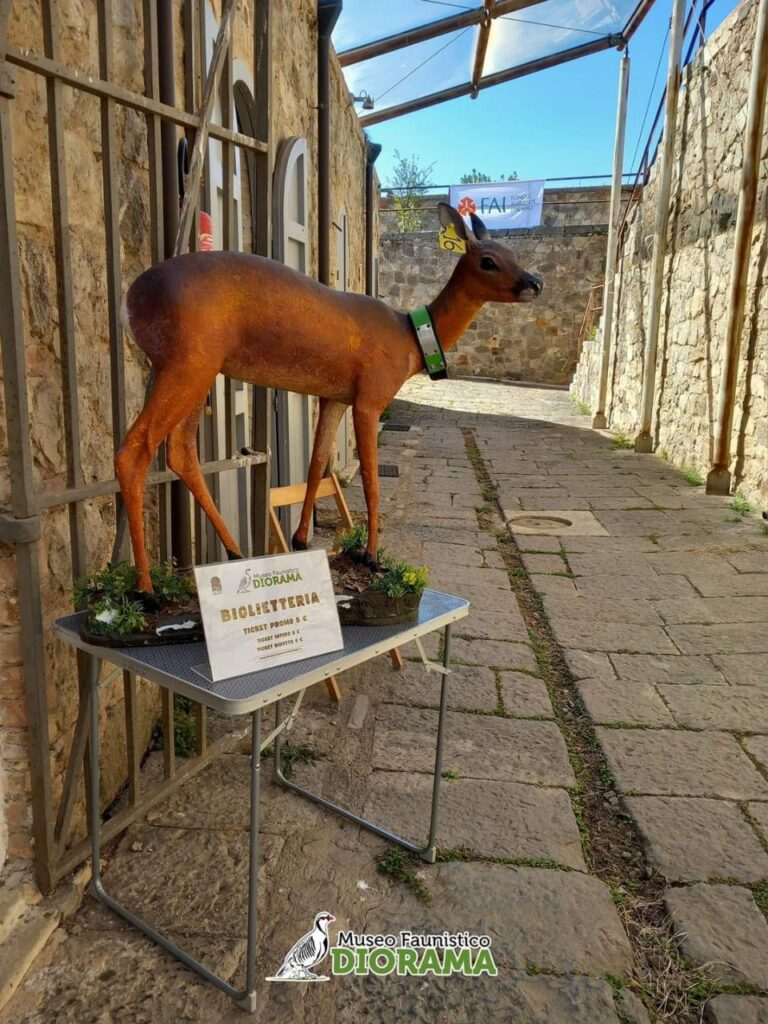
(250, 0), (272, 558)
(41, 0), (87, 583)
(339, 0), (546, 67)
(174, 0), (238, 256)
(123, 671), (141, 805)
(35, 452), (267, 511)
(4, 45), (267, 153)
(707, 0), (768, 494)
(365, 140), (382, 295)
(635, 0), (687, 452)
(318, 1), (343, 286)
(360, 35), (619, 126)
(592, 51), (630, 431)
(0, 81), (57, 891)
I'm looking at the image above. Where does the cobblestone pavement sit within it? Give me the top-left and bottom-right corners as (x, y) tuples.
(3, 378), (768, 1024)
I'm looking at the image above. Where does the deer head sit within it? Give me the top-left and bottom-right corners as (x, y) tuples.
(438, 202), (543, 303)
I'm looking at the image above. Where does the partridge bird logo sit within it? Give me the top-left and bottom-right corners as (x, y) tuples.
(267, 912), (336, 982)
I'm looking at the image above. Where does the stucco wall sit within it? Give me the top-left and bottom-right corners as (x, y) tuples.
(0, 0), (372, 880)
(378, 188), (629, 385)
(571, 0), (767, 508)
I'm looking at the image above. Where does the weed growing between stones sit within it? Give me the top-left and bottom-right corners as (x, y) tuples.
(681, 467), (704, 486)
(610, 433), (634, 450)
(461, 426), (728, 1023)
(569, 395), (591, 416)
(280, 742), (317, 780)
(730, 492), (756, 518)
(375, 848), (432, 905)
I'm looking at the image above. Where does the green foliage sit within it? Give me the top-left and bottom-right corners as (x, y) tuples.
(173, 696), (197, 758)
(370, 556), (429, 599)
(681, 467), (704, 486)
(730, 492), (756, 518)
(73, 561), (139, 609)
(335, 523), (370, 555)
(388, 150), (435, 232)
(610, 432), (634, 450)
(280, 742), (317, 780)
(658, 448), (669, 461)
(459, 169), (518, 183)
(149, 561), (195, 602)
(88, 595), (147, 637)
(374, 847), (432, 904)
(440, 768), (461, 780)
(569, 395), (590, 416)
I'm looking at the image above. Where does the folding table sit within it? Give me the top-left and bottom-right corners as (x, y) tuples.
(54, 589), (469, 1012)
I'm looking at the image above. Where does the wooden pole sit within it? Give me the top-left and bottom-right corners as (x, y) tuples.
(634, 0), (686, 453)
(706, 0), (768, 494)
(593, 51), (630, 430)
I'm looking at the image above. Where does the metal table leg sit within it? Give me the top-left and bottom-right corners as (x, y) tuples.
(273, 625), (453, 863)
(87, 657), (262, 1013)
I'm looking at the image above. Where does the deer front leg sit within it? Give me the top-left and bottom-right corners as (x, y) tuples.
(292, 399), (347, 551)
(352, 402), (381, 564)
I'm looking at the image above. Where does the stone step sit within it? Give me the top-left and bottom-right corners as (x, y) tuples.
(0, 910), (60, 1012)
(0, 889), (28, 947)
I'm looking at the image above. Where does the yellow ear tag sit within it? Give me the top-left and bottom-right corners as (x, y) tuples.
(439, 223), (467, 254)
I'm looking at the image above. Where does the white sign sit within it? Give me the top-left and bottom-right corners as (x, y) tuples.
(448, 179), (545, 231)
(194, 550), (343, 682)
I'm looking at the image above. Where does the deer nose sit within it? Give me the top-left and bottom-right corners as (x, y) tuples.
(525, 273), (543, 295)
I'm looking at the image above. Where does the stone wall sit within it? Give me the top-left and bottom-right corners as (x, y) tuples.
(378, 188), (630, 385)
(0, 0), (372, 881)
(571, 0), (767, 508)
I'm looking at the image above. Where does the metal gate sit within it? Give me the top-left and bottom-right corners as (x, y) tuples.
(0, 0), (272, 893)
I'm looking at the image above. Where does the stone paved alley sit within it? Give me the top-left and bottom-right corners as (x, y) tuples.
(3, 378), (768, 1024)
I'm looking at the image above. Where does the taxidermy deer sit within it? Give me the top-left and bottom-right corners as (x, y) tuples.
(117, 203), (542, 593)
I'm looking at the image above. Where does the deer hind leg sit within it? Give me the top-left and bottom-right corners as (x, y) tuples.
(166, 403), (243, 560)
(352, 401), (381, 563)
(115, 367), (217, 593)
(292, 398), (347, 551)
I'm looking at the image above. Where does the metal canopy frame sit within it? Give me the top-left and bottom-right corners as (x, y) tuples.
(336, 0), (657, 127)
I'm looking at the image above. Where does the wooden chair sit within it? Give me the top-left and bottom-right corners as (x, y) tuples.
(269, 474), (404, 702)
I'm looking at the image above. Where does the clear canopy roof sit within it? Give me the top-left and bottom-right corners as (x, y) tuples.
(334, 0), (652, 125)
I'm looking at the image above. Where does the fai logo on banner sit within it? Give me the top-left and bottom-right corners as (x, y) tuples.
(266, 911), (498, 982)
(266, 912), (336, 982)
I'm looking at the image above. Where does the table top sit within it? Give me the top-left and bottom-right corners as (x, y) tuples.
(54, 589), (469, 715)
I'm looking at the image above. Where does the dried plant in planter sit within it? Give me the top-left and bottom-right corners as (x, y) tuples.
(73, 561), (202, 647)
(330, 527), (429, 626)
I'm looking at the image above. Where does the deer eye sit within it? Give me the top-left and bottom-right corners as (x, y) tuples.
(480, 256), (498, 272)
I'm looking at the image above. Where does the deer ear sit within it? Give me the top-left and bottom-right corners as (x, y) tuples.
(438, 203), (470, 243)
(469, 212), (489, 241)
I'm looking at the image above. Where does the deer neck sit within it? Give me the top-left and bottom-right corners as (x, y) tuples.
(426, 263), (484, 351)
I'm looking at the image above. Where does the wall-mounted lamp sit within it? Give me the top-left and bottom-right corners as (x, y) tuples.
(351, 90), (375, 111)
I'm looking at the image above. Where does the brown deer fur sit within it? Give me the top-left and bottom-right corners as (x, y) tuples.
(117, 204), (542, 592)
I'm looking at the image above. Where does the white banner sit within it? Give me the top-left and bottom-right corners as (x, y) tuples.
(194, 550), (343, 681)
(448, 179), (545, 231)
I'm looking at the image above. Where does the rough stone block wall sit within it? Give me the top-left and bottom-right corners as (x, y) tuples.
(379, 212), (613, 385)
(0, 0), (371, 880)
(572, 0), (767, 508)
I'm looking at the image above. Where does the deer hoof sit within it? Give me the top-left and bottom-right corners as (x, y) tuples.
(362, 551), (381, 571)
(291, 533), (309, 551)
(226, 549), (244, 561)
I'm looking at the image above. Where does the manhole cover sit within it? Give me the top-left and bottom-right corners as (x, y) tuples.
(382, 423), (411, 432)
(509, 515), (573, 531)
(378, 464), (399, 478)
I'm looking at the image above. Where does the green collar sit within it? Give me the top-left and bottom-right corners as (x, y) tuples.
(408, 307), (448, 381)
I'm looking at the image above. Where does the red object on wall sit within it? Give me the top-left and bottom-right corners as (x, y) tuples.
(199, 211), (214, 251)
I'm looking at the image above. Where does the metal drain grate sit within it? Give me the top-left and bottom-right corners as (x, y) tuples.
(378, 464), (400, 478)
(382, 423), (411, 432)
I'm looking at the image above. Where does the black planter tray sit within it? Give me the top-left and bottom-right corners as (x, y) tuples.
(336, 589), (422, 627)
(79, 612), (204, 648)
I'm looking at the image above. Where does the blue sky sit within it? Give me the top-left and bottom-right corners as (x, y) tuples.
(352, 0), (741, 188)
